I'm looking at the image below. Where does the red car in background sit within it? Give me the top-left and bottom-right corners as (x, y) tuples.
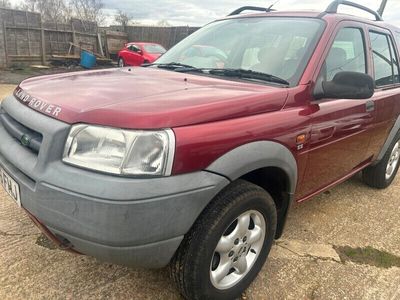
(118, 42), (166, 67)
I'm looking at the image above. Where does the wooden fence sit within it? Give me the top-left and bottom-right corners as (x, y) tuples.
(0, 8), (200, 68)
(0, 8), (102, 67)
(109, 25), (200, 50)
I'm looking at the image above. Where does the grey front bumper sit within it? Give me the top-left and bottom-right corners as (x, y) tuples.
(0, 96), (229, 268)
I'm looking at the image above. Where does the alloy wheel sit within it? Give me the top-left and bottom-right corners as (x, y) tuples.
(386, 141), (400, 180)
(210, 210), (266, 290)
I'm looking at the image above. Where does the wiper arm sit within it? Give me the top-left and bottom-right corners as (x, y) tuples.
(143, 62), (200, 70)
(143, 64), (290, 85)
(207, 68), (290, 86)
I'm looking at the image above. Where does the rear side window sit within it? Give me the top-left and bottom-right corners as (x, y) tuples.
(369, 31), (400, 86)
(389, 38), (400, 83)
(324, 28), (366, 81)
(395, 32), (400, 52)
(129, 45), (141, 52)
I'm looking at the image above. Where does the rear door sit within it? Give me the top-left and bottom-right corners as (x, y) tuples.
(298, 23), (374, 199)
(364, 27), (400, 158)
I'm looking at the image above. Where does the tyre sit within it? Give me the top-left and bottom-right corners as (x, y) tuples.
(363, 133), (400, 189)
(170, 180), (277, 300)
(118, 58), (125, 67)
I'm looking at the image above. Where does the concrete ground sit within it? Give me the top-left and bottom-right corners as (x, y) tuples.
(0, 85), (15, 100)
(0, 85), (399, 299)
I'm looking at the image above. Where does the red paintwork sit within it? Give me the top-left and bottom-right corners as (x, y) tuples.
(117, 42), (165, 66)
(17, 68), (288, 128)
(15, 11), (400, 203)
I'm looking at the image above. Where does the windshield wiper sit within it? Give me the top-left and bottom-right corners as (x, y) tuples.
(143, 62), (200, 70)
(206, 68), (290, 86)
(144, 63), (290, 86)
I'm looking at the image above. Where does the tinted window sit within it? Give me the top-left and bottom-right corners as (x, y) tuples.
(395, 32), (400, 52)
(128, 45), (141, 52)
(389, 37), (400, 83)
(144, 44), (166, 54)
(324, 28), (366, 81)
(370, 31), (400, 86)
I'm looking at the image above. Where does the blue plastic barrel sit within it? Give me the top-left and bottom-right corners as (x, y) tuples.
(80, 50), (96, 69)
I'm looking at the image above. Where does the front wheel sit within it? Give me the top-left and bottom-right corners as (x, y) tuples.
(170, 180), (277, 300)
(118, 58), (125, 67)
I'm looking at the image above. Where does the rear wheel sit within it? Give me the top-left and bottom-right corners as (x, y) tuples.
(170, 180), (277, 300)
(118, 58), (125, 67)
(363, 133), (400, 189)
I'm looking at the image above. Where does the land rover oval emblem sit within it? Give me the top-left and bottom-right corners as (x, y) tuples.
(21, 135), (31, 147)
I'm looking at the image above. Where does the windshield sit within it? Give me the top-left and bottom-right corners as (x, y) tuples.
(144, 44), (166, 54)
(156, 17), (325, 86)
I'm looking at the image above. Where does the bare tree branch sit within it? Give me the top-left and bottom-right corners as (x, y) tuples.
(0, 0), (12, 8)
(157, 20), (171, 27)
(19, 0), (70, 23)
(19, 0), (104, 24)
(69, 0), (104, 24)
(114, 10), (131, 28)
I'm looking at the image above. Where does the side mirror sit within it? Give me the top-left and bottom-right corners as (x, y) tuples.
(314, 71), (375, 100)
(138, 50), (143, 55)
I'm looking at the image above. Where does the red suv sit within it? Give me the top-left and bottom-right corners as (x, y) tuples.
(117, 42), (166, 67)
(1, 1), (399, 299)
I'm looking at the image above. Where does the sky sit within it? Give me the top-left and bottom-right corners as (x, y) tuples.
(8, 0), (400, 27)
(101, 0), (400, 27)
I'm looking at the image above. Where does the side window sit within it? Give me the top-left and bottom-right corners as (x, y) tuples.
(369, 31), (400, 86)
(322, 27), (367, 81)
(389, 37), (400, 83)
(129, 45), (140, 53)
(396, 32), (400, 52)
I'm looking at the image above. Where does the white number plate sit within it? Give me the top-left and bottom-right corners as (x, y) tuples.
(0, 167), (21, 207)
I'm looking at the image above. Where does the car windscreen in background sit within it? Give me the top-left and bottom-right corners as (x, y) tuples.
(144, 44), (167, 54)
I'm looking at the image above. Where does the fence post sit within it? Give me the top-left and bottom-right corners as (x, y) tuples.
(104, 31), (110, 58)
(25, 11), (32, 57)
(71, 19), (77, 55)
(40, 16), (46, 65)
(2, 21), (9, 67)
(97, 32), (104, 56)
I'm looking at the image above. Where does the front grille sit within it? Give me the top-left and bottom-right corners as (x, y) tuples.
(0, 112), (43, 153)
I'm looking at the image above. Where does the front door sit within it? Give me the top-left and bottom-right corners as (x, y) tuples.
(127, 44), (144, 66)
(298, 25), (375, 199)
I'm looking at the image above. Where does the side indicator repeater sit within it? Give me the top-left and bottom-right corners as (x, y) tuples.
(296, 134), (307, 150)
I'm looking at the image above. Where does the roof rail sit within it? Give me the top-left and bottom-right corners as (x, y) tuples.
(228, 6), (274, 16)
(325, 0), (383, 21)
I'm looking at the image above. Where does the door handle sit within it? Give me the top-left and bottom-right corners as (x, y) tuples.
(366, 100), (375, 112)
(311, 126), (336, 143)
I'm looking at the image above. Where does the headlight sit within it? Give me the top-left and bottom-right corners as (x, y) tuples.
(62, 125), (175, 176)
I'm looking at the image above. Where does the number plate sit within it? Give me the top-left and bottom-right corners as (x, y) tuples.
(0, 167), (21, 207)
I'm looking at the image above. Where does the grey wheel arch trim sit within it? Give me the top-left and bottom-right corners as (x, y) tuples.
(376, 116), (400, 163)
(206, 141), (298, 194)
(205, 141), (298, 238)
